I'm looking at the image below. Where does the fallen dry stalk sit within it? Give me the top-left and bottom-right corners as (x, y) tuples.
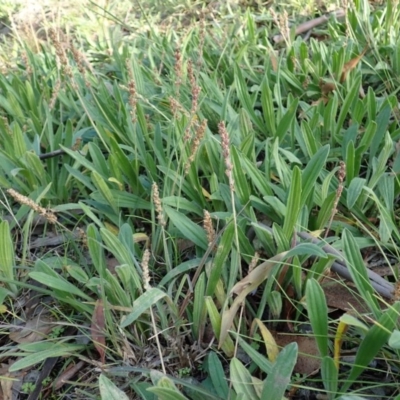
(253, 222), (394, 299)
(273, 9), (346, 44)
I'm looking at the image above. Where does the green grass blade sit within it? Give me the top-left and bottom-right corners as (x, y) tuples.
(164, 206), (208, 250)
(282, 166), (301, 240)
(261, 342), (298, 400)
(120, 288), (169, 328)
(340, 302), (400, 392)
(306, 279), (329, 358)
(342, 229), (380, 316)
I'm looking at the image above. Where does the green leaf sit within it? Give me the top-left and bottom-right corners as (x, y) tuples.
(345, 140), (356, 184)
(233, 334), (272, 374)
(316, 192), (336, 229)
(282, 166), (301, 240)
(9, 344), (85, 372)
(29, 272), (92, 301)
(340, 302), (400, 392)
(120, 288), (169, 328)
(301, 145), (329, 206)
(242, 156), (273, 197)
(206, 352), (230, 399)
(276, 98), (299, 141)
(205, 297), (235, 357)
(285, 243), (327, 260)
(234, 64), (264, 132)
(230, 358), (259, 400)
(321, 356), (338, 400)
(231, 147), (251, 206)
(369, 104), (391, 162)
(164, 206), (208, 250)
(99, 374), (130, 400)
(0, 220), (17, 293)
(306, 279), (329, 358)
(147, 387), (189, 400)
(388, 330), (400, 349)
(261, 342), (298, 400)
(192, 273), (207, 340)
(148, 373), (189, 400)
(92, 170), (118, 213)
(347, 178), (365, 209)
(207, 222), (235, 296)
(261, 77), (276, 136)
(342, 229), (380, 316)
(335, 75), (361, 139)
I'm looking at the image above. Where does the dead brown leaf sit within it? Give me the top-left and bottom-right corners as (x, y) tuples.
(322, 280), (370, 314)
(274, 333), (321, 375)
(269, 50), (278, 72)
(219, 253), (287, 346)
(340, 45), (369, 83)
(319, 79), (337, 95)
(0, 373), (13, 400)
(54, 361), (85, 391)
(91, 299), (106, 365)
(106, 257), (119, 275)
(0, 362), (23, 400)
(9, 314), (56, 344)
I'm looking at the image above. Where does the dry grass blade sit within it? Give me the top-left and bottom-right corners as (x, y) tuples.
(272, 9), (345, 43)
(219, 253), (286, 346)
(340, 45), (369, 83)
(91, 299), (106, 365)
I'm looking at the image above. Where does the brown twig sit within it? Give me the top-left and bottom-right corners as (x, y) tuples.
(38, 149), (67, 160)
(253, 223), (394, 299)
(272, 9), (346, 44)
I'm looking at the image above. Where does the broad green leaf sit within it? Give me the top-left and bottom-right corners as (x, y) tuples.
(282, 166), (301, 240)
(149, 373), (189, 400)
(321, 356), (338, 400)
(206, 352), (230, 399)
(92, 170), (118, 213)
(99, 374), (129, 400)
(306, 279), (329, 358)
(9, 344), (85, 372)
(261, 342), (298, 400)
(347, 178), (365, 209)
(192, 273), (207, 340)
(388, 330), (400, 349)
(261, 77), (276, 136)
(164, 206), (208, 250)
(29, 272), (92, 301)
(316, 192), (336, 229)
(231, 147), (251, 206)
(207, 222), (235, 296)
(234, 64), (264, 132)
(341, 302), (400, 392)
(120, 288), (169, 328)
(335, 75), (361, 139)
(345, 140), (355, 184)
(342, 230), (380, 316)
(0, 221), (17, 293)
(301, 145), (329, 206)
(147, 387), (189, 400)
(369, 104), (391, 162)
(285, 243), (327, 260)
(301, 121), (319, 157)
(205, 297), (235, 357)
(276, 98), (299, 141)
(159, 258), (204, 287)
(230, 358), (259, 400)
(233, 334), (272, 374)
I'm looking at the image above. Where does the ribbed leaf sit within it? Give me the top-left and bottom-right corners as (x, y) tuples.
(164, 206), (208, 250)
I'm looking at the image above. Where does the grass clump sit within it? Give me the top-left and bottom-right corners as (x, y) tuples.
(0, 0), (400, 399)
